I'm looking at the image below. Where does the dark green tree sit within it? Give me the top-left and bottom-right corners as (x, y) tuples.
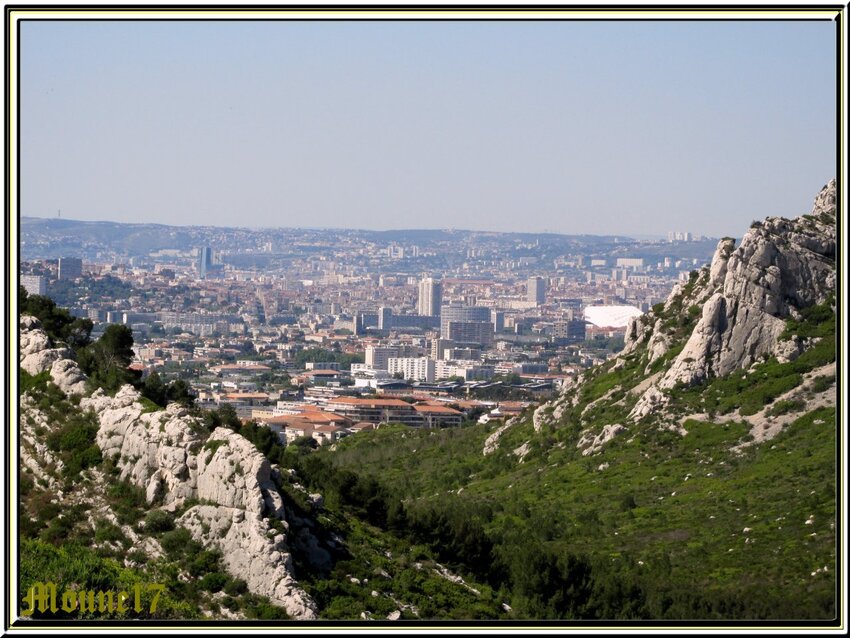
(141, 372), (168, 407)
(166, 379), (195, 407)
(78, 324), (140, 394)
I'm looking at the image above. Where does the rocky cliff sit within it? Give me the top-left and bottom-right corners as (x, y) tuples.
(18, 316), (318, 619)
(629, 179), (836, 420)
(517, 179), (837, 459)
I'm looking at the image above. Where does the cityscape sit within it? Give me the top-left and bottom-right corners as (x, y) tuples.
(20, 218), (718, 442)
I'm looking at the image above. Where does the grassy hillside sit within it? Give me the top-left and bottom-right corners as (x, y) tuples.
(288, 297), (837, 620)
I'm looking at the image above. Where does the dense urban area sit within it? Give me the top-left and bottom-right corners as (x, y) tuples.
(21, 216), (717, 446)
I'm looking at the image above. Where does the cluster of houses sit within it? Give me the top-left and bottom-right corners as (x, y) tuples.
(219, 395), (533, 448)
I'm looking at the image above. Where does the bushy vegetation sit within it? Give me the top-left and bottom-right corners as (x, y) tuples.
(76, 324), (142, 394)
(19, 538), (196, 619)
(44, 411), (102, 478)
(140, 372), (195, 409)
(780, 296), (835, 341)
(286, 397), (836, 620)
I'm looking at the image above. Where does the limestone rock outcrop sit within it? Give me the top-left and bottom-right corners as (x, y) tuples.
(49, 359), (88, 397)
(576, 424), (626, 456)
(196, 427), (281, 517)
(19, 316), (70, 375)
(630, 179), (836, 421)
(482, 417), (517, 455)
(19, 394), (64, 489)
(177, 505), (318, 619)
(82, 385), (203, 507)
(19, 316), (317, 617)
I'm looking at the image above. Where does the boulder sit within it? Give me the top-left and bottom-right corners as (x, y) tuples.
(19, 315), (74, 375)
(50, 359), (88, 397)
(577, 424), (626, 456)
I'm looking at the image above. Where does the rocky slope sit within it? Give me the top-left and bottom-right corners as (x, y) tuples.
(18, 316), (318, 619)
(514, 179), (837, 459)
(629, 179), (835, 420)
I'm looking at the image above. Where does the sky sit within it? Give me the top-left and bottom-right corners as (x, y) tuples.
(19, 19), (837, 238)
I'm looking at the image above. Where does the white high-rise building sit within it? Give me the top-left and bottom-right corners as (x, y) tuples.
(417, 277), (442, 317)
(20, 275), (46, 296)
(388, 357), (435, 383)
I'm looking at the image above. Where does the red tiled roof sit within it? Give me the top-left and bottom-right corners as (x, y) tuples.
(313, 424), (341, 432)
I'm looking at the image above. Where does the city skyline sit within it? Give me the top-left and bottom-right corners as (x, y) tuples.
(20, 17), (837, 239)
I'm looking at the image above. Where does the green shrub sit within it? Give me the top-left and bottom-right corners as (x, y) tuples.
(106, 481), (148, 525)
(780, 300), (835, 341)
(139, 396), (162, 413)
(198, 572), (229, 592)
(187, 549), (223, 577)
(44, 413), (103, 478)
(810, 375), (835, 393)
(144, 510), (175, 534)
(19, 369), (51, 395)
(224, 578), (248, 596)
(159, 528), (194, 558)
(94, 520), (125, 544)
(245, 601), (290, 619)
(766, 398), (806, 417)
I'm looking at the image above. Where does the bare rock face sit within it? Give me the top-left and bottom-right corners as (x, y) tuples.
(709, 238), (736, 287)
(631, 180), (836, 421)
(532, 404), (551, 432)
(622, 315), (651, 355)
(177, 505), (318, 620)
(645, 319), (671, 369)
(49, 359), (88, 397)
(19, 316), (71, 375)
(810, 178), (836, 217)
(82, 385), (204, 507)
(576, 423), (626, 456)
(196, 427), (279, 516)
(482, 417), (517, 456)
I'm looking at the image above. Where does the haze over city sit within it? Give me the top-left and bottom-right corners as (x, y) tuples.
(20, 19), (835, 239)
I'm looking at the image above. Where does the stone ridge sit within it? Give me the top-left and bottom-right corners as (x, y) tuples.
(629, 179), (836, 420)
(18, 317), (318, 619)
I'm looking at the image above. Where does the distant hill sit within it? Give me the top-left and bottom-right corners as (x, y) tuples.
(21, 215), (649, 261)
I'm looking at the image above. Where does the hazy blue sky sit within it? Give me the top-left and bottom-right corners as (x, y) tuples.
(20, 20), (836, 238)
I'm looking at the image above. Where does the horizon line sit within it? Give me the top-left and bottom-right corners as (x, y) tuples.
(20, 215), (709, 241)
